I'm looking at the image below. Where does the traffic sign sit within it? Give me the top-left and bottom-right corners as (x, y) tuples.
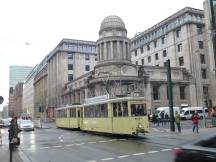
(0, 96), (4, 104)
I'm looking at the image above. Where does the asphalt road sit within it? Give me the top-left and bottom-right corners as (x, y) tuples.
(2, 120), (215, 162)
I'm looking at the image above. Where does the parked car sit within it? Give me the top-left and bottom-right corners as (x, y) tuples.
(0, 118), (11, 127)
(18, 119), (34, 131)
(174, 133), (216, 162)
(180, 107), (208, 120)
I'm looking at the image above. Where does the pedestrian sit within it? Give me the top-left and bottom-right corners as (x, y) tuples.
(165, 113), (169, 125)
(8, 117), (21, 147)
(175, 111), (181, 133)
(192, 111), (200, 133)
(152, 113), (157, 126)
(160, 111), (165, 126)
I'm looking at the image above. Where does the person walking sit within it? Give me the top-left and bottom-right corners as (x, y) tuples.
(192, 111), (200, 133)
(8, 117), (21, 147)
(175, 111), (181, 133)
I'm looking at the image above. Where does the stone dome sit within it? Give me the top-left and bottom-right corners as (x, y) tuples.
(100, 15), (126, 32)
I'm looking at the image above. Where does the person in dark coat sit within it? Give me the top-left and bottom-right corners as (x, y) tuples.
(8, 117), (21, 145)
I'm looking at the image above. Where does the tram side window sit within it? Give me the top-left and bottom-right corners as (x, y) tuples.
(122, 102), (128, 117)
(118, 103), (123, 116)
(131, 104), (147, 116)
(101, 104), (108, 117)
(113, 103), (118, 117)
(84, 104), (108, 118)
(69, 109), (76, 117)
(58, 110), (67, 118)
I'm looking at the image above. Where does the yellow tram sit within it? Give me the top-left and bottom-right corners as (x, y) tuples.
(56, 97), (149, 135)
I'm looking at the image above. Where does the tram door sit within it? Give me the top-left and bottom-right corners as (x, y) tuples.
(77, 108), (83, 129)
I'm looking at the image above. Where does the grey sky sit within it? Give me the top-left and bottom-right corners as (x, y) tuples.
(0, 0), (204, 110)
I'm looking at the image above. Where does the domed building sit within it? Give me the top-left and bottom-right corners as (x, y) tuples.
(60, 15), (191, 113)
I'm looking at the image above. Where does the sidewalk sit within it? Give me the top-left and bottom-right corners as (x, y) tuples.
(0, 128), (23, 162)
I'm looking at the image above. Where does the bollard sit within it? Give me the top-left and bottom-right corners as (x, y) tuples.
(9, 142), (14, 162)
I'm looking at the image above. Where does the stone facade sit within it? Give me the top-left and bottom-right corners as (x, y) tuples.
(46, 39), (97, 110)
(131, 7), (210, 107)
(60, 15), (191, 113)
(22, 65), (38, 118)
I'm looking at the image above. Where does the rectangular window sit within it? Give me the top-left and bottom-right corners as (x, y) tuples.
(163, 50), (167, 57)
(68, 53), (73, 59)
(198, 41), (204, 49)
(177, 43), (182, 52)
(197, 25), (202, 34)
(141, 59), (144, 65)
(161, 36), (165, 44)
(179, 56), (184, 66)
(180, 86), (186, 99)
(201, 68), (207, 79)
(85, 65), (90, 71)
(148, 56), (151, 63)
(147, 44), (150, 51)
(153, 86), (160, 100)
(176, 28), (181, 38)
(68, 64), (73, 70)
(203, 86), (208, 98)
(68, 74), (73, 81)
(200, 54), (205, 64)
(140, 47), (143, 54)
(134, 50), (137, 56)
(154, 41), (157, 48)
(85, 54), (90, 60)
(155, 53), (159, 60)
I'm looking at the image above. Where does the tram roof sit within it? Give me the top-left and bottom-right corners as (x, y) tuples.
(83, 96), (146, 106)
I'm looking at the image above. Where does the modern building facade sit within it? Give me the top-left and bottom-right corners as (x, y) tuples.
(47, 39), (97, 111)
(22, 65), (38, 118)
(130, 7), (210, 107)
(9, 66), (33, 88)
(59, 15), (192, 112)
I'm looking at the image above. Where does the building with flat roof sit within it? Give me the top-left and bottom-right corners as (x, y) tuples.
(9, 65), (33, 88)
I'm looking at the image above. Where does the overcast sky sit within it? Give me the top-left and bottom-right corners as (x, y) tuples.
(0, 0), (205, 110)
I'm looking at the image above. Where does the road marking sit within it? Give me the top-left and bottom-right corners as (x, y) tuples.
(86, 161), (97, 162)
(53, 145), (62, 148)
(88, 141), (97, 144)
(119, 139), (126, 141)
(40, 147), (50, 149)
(133, 152), (145, 156)
(66, 144), (74, 147)
(101, 158), (114, 161)
(99, 140), (107, 143)
(118, 155), (130, 158)
(161, 148), (172, 152)
(148, 150), (159, 154)
(108, 139), (117, 142)
(76, 143), (85, 146)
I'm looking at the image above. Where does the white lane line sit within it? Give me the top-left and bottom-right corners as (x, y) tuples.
(119, 139), (126, 141)
(173, 147), (179, 150)
(161, 148), (172, 152)
(53, 145), (62, 148)
(88, 142), (97, 144)
(85, 161), (97, 162)
(66, 144), (74, 147)
(76, 143), (85, 146)
(108, 139), (117, 142)
(118, 155), (130, 158)
(99, 141), (107, 143)
(148, 151), (159, 154)
(40, 147), (50, 149)
(101, 158), (114, 161)
(133, 152), (145, 156)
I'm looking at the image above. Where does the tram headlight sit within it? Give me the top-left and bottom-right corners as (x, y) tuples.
(138, 123), (144, 129)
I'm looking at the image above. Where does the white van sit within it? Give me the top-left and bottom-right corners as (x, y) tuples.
(180, 107), (208, 120)
(156, 107), (180, 119)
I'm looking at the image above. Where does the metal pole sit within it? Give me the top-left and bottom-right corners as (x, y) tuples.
(9, 143), (13, 162)
(166, 59), (175, 132)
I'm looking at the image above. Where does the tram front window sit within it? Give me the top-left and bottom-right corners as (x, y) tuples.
(131, 104), (147, 116)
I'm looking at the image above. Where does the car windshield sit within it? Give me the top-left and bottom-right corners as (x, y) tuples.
(21, 120), (32, 124)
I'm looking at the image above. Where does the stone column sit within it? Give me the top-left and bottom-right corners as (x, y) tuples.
(117, 41), (120, 59)
(123, 41), (126, 60)
(104, 42), (107, 60)
(100, 43), (103, 61)
(110, 41), (113, 59)
(97, 45), (100, 61)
